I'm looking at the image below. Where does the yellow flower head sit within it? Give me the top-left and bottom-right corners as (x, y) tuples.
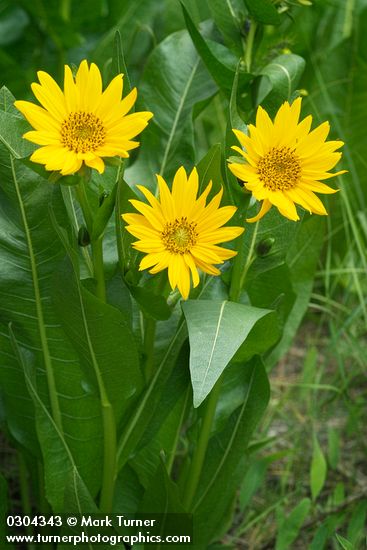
(122, 167), (244, 299)
(14, 60), (153, 175)
(228, 98), (346, 222)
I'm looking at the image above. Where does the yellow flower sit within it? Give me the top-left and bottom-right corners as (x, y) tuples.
(14, 60), (153, 175)
(122, 167), (244, 299)
(228, 98), (346, 222)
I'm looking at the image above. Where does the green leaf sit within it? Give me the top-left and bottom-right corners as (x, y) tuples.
(257, 54), (306, 109)
(233, 310), (280, 362)
(126, 29), (216, 185)
(52, 258), (143, 423)
(116, 321), (188, 471)
(208, 0), (244, 53)
(182, 300), (272, 407)
(244, 0), (281, 25)
(193, 357), (270, 546)
(132, 346), (190, 485)
(0, 86), (35, 159)
(268, 216), (325, 366)
(110, 30), (132, 95)
(181, 4), (234, 93)
(275, 498), (311, 550)
(90, 180), (118, 240)
(116, 178), (139, 274)
(10, 328), (98, 513)
(0, 473), (8, 544)
(310, 514), (347, 550)
(92, 0), (159, 69)
(0, 152), (102, 494)
(347, 501), (367, 546)
(310, 434), (327, 501)
(140, 460), (185, 513)
(247, 264), (296, 330)
(239, 459), (268, 511)
(196, 143), (223, 196)
(335, 534), (354, 550)
(225, 64), (250, 209)
(128, 283), (172, 321)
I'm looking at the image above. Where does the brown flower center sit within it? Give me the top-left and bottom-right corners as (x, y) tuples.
(161, 217), (198, 254)
(61, 112), (106, 153)
(258, 147), (301, 191)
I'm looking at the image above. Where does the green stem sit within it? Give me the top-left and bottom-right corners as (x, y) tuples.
(167, 385), (191, 476)
(229, 221), (259, 302)
(99, 394), (117, 513)
(229, 230), (247, 302)
(11, 157), (63, 431)
(75, 177), (115, 511)
(91, 237), (106, 302)
(75, 179), (93, 230)
(143, 273), (167, 380)
(244, 20), (257, 73)
(75, 178), (106, 302)
(182, 377), (223, 510)
(143, 318), (157, 381)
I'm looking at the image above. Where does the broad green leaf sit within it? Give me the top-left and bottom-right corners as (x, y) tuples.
(275, 498), (311, 550)
(182, 300), (272, 407)
(128, 283), (172, 321)
(247, 264), (296, 330)
(192, 357), (270, 546)
(208, 0), (244, 54)
(110, 30), (132, 95)
(233, 310), (280, 362)
(132, 346), (190, 487)
(52, 258), (143, 423)
(114, 464), (144, 515)
(182, 4), (235, 94)
(11, 330), (98, 513)
(244, 0), (281, 25)
(0, 151), (102, 494)
(116, 321), (188, 471)
(0, 86), (35, 159)
(92, 0), (159, 69)
(138, 461), (190, 549)
(257, 54), (306, 111)
(310, 435), (327, 501)
(140, 460), (185, 512)
(268, 216), (325, 366)
(196, 143), (222, 196)
(126, 29), (216, 185)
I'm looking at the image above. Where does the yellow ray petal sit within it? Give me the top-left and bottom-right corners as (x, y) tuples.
(64, 64), (79, 112)
(157, 174), (176, 221)
(246, 199), (272, 223)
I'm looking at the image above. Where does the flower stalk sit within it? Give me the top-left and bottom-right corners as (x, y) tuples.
(182, 376), (223, 510)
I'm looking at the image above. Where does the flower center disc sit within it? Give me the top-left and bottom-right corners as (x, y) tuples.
(61, 112), (106, 153)
(162, 217), (197, 254)
(258, 147), (301, 191)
